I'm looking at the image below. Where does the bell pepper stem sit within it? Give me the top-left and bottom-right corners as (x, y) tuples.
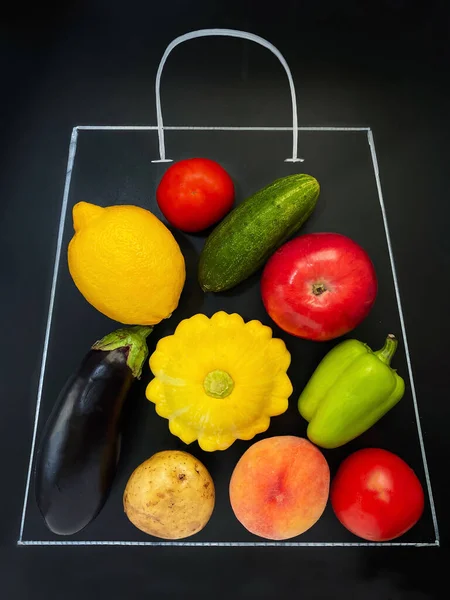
(374, 334), (398, 366)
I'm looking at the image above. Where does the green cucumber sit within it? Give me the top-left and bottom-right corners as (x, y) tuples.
(198, 174), (320, 292)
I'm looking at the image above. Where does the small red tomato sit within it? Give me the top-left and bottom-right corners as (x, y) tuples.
(331, 448), (424, 541)
(156, 158), (234, 233)
(261, 232), (377, 341)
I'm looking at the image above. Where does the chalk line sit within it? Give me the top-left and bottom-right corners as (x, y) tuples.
(367, 129), (440, 545)
(76, 125), (370, 132)
(18, 127), (79, 542)
(17, 540), (439, 548)
(18, 125), (438, 549)
(152, 29), (304, 163)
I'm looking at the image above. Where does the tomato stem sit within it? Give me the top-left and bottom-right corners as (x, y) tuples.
(312, 282), (328, 296)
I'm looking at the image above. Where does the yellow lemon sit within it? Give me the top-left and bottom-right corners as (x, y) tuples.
(68, 202), (185, 325)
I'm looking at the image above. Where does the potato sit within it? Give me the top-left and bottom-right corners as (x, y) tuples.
(123, 450), (215, 539)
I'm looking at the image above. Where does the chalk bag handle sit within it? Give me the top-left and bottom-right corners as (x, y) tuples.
(152, 28), (303, 163)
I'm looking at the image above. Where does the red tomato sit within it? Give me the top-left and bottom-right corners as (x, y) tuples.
(261, 233), (377, 341)
(331, 448), (424, 541)
(156, 158), (234, 233)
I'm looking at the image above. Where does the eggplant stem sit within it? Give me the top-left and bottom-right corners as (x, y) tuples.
(92, 326), (153, 378)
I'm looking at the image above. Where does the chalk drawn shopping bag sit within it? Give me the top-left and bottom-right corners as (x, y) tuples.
(20, 29), (438, 547)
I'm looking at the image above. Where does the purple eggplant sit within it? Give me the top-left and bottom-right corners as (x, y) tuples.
(34, 326), (152, 535)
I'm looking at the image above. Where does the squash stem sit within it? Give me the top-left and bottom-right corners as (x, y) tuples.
(204, 370), (234, 399)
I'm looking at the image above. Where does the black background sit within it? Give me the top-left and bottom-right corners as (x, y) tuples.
(1, 0), (449, 598)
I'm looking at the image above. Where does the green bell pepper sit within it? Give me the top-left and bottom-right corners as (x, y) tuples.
(298, 334), (405, 449)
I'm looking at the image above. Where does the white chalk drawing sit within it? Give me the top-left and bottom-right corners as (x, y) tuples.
(18, 29), (439, 548)
(152, 29), (303, 163)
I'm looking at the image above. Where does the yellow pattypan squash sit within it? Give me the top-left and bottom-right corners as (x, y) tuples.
(146, 311), (293, 451)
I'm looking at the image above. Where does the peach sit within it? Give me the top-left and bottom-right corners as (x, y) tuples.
(229, 436), (330, 540)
